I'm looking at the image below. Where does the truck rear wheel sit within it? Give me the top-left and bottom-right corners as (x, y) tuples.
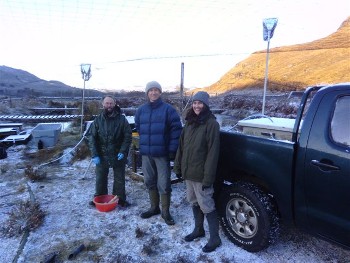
(218, 182), (279, 252)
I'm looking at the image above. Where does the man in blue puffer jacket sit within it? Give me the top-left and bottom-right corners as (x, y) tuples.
(135, 81), (182, 225)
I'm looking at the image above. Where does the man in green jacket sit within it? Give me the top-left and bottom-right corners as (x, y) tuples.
(89, 95), (132, 207)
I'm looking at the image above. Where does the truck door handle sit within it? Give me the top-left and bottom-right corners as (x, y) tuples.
(310, 160), (340, 171)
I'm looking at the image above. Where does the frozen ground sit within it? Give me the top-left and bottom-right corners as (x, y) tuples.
(0, 144), (349, 263)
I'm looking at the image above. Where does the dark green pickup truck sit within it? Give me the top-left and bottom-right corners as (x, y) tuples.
(215, 83), (350, 252)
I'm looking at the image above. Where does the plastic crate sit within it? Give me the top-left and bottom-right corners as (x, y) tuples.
(32, 123), (62, 148)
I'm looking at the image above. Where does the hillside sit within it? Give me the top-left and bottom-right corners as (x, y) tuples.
(206, 17), (350, 93)
(0, 66), (103, 97)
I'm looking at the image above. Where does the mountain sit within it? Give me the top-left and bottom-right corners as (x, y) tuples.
(0, 66), (103, 97)
(206, 17), (350, 94)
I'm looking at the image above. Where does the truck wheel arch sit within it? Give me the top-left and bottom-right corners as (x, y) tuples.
(218, 182), (280, 252)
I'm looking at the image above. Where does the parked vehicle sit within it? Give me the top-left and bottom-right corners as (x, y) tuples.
(215, 83), (350, 252)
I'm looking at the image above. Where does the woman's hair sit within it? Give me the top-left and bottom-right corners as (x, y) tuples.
(185, 104), (210, 126)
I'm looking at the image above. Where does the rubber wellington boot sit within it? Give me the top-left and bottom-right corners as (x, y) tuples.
(160, 194), (175, 225)
(184, 204), (205, 242)
(202, 210), (222, 253)
(140, 190), (161, 219)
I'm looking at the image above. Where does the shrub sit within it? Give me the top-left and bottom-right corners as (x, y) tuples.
(1, 200), (45, 237)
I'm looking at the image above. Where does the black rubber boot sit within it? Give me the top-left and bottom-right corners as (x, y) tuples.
(140, 190), (161, 219)
(160, 194), (175, 225)
(202, 210), (222, 253)
(184, 204), (205, 242)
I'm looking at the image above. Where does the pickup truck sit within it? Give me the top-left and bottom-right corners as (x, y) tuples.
(215, 83), (350, 252)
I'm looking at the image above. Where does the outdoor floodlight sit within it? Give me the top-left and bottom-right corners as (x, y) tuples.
(81, 64), (92, 81)
(262, 18), (278, 115)
(80, 63), (92, 135)
(263, 18), (278, 41)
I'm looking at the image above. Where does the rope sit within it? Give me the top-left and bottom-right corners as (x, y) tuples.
(37, 136), (86, 168)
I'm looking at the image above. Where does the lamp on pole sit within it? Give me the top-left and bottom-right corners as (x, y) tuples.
(262, 18), (278, 115)
(80, 63), (92, 135)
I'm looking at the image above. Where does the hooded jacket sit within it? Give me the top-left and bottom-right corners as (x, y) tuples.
(135, 98), (182, 157)
(173, 110), (220, 186)
(89, 106), (132, 165)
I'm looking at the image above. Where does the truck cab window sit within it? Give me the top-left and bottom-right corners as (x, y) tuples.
(330, 96), (350, 146)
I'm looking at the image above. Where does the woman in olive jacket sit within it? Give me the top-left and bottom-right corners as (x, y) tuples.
(173, 91), (221, 253)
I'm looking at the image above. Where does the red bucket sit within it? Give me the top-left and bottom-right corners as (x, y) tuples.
(93, 195), (118, 212)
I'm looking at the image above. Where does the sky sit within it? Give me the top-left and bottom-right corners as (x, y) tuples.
(0, 0), (349, 91)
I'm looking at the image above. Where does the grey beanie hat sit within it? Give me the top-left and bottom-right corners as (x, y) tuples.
(145, 81), (162, 94)
(192, 91), (210, 107)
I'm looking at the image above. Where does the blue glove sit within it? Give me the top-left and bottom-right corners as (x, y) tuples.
(92, 156), (100, 165)
(117, 153), (124, 160)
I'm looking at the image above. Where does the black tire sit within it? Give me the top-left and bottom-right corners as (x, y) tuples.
(218, 182), (280, 252)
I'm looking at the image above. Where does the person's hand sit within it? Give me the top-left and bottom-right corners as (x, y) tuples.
(117, 153), (124, 160)
(169, 152), (176, 161)
(176, 173), (182, 179)
(92, 156), (101, 165)
(202, 184), (211, 191)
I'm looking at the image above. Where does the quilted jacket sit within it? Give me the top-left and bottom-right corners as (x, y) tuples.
(135, 98), (182, 157)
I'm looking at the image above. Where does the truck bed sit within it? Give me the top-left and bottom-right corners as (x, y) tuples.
(218, 130), (295, 221)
